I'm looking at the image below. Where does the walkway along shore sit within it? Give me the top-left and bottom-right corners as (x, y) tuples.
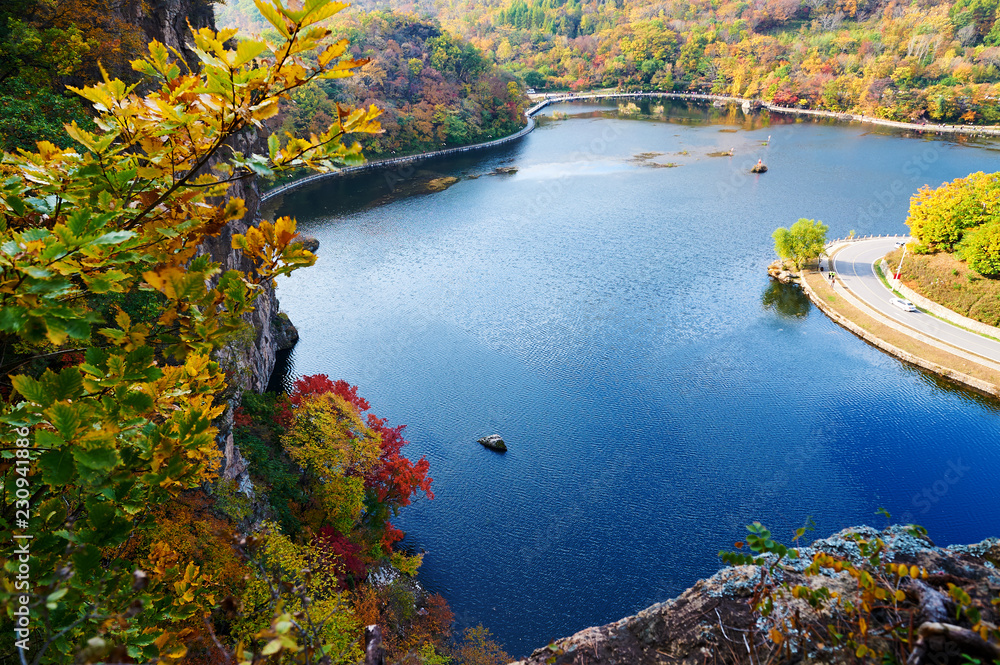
(262, 91), (1000, 202)
(798, 240), (1000, 398)
(259, 101), (546, 202)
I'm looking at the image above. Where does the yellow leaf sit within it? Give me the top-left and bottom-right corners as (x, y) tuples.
(261, 638), (283, 656)
(250, 98), (280, 121)
(768, 628), (784, 644)
(115, 309), (132, 331)
(318, 39), (348, 67)
(253, 0), (291, 37)
(895, 589), (906, 602)
(910, 565), (919, 578)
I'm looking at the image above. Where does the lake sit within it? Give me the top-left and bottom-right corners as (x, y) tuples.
(262, 99), (1000, 657)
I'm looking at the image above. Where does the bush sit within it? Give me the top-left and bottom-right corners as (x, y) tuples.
(963, 219), (1000, 276)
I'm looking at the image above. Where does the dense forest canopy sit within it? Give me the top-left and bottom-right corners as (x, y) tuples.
(215, 3), (528, 159)
(338, 0), (1000, 123)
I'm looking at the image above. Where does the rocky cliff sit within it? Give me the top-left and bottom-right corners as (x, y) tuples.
(512, 526), (1000, 665)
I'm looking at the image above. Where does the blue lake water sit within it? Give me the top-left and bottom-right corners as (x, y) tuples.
(263, 100), (1000, 657)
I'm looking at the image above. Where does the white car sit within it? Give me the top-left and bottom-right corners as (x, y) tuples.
(890, 297), (917, 312)
(894, 240), (906, 248)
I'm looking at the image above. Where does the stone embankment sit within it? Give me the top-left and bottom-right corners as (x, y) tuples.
(511, 526), (1000, 665)
(791, 237), (1000, 398)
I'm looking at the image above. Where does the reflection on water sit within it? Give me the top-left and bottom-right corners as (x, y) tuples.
(761, 280), (811, 318)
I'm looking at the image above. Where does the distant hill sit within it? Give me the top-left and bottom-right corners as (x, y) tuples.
(339, 0), (1000, 124)
(214, 4), (528, 159)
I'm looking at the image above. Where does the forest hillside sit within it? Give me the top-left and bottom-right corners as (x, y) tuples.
(353, 0), (1000, 123)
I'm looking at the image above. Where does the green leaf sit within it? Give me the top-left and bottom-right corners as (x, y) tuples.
(36, 448), (75, 485)
(86, 499), (117, 532)
(65, 209), (92, 237)
(0, 305), (27, 332)
(21, 266), (53, 279)
(63, 317), (92, 340)
(91, 230), (135, 245)
(73, 445), (120, 476)
(11, 374), (47, 405)
(47, 402), (83, 438)
(25, 195), (58, 215)
(120, 390), (154, 413)
(22, 228), (49, 242)
(5, 195), (26, 216)
(72, 544), (102, 577)
(268, 133), (280, 161)
(47, 368), (84, 401)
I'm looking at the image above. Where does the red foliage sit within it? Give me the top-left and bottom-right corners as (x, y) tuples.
(381, 521), (405, 551)
(274, 394), (293, 428)
(289, 374), (370, 411)
(233, 407), (253, 428)
(315, 526), (369, 583)
(288, 375), (434, 552)
(58, 351), (85, 368)
(365, 414), (434, 509)
(772, 89), (799, 106)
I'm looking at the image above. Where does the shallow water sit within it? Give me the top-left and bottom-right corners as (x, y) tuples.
(264, 100), (1000, 657)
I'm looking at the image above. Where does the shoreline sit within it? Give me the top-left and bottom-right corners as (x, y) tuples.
(262, 90), (1000, 203)
(797, 252), (1000, 399)
(260, 111), (541, 203)
(530, 90), (1000, 136)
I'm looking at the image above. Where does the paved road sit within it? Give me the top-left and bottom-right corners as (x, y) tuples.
(831, 237), (1000, 364)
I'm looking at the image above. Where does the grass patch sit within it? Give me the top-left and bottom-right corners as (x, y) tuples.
(888, 249), (1000, 327)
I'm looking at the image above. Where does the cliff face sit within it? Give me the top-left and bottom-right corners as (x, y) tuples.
(513, 526), (1000, 665)
(115, 0), (216, 61)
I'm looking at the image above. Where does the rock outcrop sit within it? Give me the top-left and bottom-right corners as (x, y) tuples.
(478, 434), (507, 451)
(768, 259), (798, 284)
(272, 312), (299, 351)
(512, 526), (1000, 665)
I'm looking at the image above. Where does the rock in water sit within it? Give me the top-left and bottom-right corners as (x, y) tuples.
(272, 312), (299, 350)
(296, 235), (320, 252)
(427, 176), (459, 191)
(478, 434), (507, 452)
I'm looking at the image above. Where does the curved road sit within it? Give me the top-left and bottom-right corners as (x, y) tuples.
(831, 237), (1000, 365)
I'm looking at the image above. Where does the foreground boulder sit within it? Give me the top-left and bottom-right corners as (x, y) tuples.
(511, 526), (1000, 665)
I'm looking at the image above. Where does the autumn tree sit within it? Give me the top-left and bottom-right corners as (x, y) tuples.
(282, 375), (433, 559)
(772, 218), (829, 269)
(0, 1), (381, 662)
(907, 172), (1000, 252)
(962, 219), (1000, 276)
